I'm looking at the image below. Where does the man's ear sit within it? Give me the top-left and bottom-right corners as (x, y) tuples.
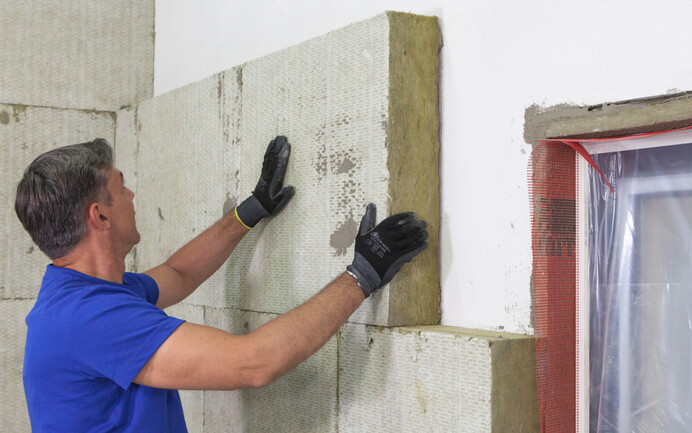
(87, 202), (111, 231)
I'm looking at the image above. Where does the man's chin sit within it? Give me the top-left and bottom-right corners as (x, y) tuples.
(128, 230), (141, 248)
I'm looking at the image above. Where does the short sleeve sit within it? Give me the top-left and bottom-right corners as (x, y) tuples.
(123, 272), (160, 305)
(69, 287), (185, 389)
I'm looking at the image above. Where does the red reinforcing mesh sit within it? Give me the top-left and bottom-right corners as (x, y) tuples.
(529, 142), (578, 432)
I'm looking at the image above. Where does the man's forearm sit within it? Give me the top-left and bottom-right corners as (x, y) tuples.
(132, 273), (365, 391)
(168, 211), (249, 288)
(150, 211), (249, 308)
(249, 273), (365, 385)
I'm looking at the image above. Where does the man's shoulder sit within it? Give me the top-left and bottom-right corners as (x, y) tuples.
(40, 266), (154, 300)
(29, 268), (154, 333)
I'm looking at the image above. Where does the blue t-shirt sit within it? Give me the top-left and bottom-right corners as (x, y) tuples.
(24, 265), (187, 432)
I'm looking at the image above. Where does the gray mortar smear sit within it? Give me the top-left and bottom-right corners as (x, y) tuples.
(330, 217), (358, 256)
(337, 157), (356, 174)
(222, 196), (237, 216)
(0, 110), (9, 124)
(314, 143), (328, 180)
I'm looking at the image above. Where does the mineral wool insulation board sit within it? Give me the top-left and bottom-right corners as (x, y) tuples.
(0, 105), (115, 433)
(338, 325), (538, 433)
(0, 0), (154, 111)
(0, 300), (34, 433)
(117, 11), (440, 327)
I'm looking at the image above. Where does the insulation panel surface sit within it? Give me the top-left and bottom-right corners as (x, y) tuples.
(114, 106), (140, 272)
(0, 0), (154, 111)
(338, 325), (538, 433)
(0, 300), (33, 433)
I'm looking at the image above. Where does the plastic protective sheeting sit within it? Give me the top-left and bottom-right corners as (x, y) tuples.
(589, 143), (692, 432)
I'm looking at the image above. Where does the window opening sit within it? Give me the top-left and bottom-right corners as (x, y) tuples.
(530, 126), (692, 433)
(588, 140), (692, 432)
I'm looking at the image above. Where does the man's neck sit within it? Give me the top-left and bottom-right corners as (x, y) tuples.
(53, 240), (128, 284)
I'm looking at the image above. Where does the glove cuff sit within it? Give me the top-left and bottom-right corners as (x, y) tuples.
(347, 252), (382, 297)
(235, 195), (269, 229)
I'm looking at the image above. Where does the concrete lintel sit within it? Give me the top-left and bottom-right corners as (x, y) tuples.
(524, 91), (692, 143)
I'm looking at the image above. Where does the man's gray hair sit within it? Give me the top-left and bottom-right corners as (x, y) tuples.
(15, 138), (114, 259)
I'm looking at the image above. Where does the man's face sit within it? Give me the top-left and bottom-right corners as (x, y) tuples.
(104, 168), (140, 247)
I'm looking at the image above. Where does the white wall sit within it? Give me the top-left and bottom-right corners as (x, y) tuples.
(155, 0), (692, 333)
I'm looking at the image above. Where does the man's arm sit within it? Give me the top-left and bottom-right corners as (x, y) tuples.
(146, 136), (294, 310)
(145, 213), (249, 310)
(134, 203), (428, 390)
(133, 273), (363, 390)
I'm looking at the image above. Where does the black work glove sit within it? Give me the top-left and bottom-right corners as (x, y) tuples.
(235, 136), (295, 228)
(346, 203), (428, 297)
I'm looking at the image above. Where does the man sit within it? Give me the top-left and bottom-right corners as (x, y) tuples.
(15, 137), (428, 432)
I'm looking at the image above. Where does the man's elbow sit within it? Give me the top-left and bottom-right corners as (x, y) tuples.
(238, 340), (284, 389)
(234, 362), (280, 389)
(244, 370), (274, 389)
